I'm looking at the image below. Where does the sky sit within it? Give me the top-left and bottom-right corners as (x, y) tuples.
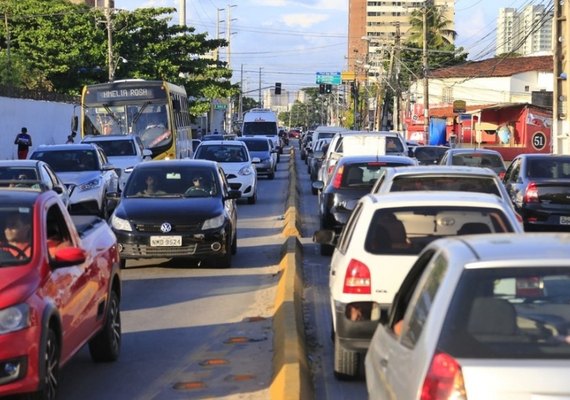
(114, 0), (551, 94)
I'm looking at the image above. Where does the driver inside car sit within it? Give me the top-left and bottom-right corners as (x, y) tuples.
(186, 174), (210, 194)
(2, 213), (32, 260)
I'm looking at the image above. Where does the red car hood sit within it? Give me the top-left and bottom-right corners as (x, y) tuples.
(0, 267), (39, 308)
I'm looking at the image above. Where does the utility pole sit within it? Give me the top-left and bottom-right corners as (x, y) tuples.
(105, 0), (114, 82)
(4, 12), (11, 86)
(554, 0), (570, 154)
(258, 67), (262, 107)
(422, 0), (430, 143)
(393, 22), (402, 132)
(239, 64), (244, 120)
(178, 0), (185, 26)
(215, 8), (224, 62)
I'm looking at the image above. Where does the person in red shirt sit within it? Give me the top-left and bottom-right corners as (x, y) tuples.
(2, 213), (32, 260)
(14, 127), (32, 160)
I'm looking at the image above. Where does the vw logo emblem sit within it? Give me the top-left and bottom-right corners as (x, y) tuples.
(160, 222), (172, 233)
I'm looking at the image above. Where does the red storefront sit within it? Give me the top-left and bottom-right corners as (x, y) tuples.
(403, 103), (552, 162)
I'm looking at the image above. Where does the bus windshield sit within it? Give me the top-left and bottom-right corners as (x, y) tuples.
(83, 103), (171, 150)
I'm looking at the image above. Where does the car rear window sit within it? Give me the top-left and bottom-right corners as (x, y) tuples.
(527, 159), (570, 179)
(90, 140), (136, 157)
(390, 176), (500, 196)
(341, 163), (411, 188)
(242, 140), (268, 152)
(439, 267), (570, 359)
(452, 153), (504, 168)
(195, 145), (247, 163)
(364, 206), (514, 255)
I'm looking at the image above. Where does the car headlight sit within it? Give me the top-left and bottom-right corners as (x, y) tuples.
(124, 166), (134, 173)
(78, 177), (102, 191)
(202, 214), (225, 230)
(111, 214), (132, 232)
(0, 304), (29, 334)
(238, 165), (254, 176)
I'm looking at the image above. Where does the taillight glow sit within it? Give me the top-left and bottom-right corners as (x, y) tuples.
(421, 352), (466, 400)
(343, 259), (371, 294)
(523, 182), (539, 203)
(332, 165), (344, 189)
(516, 276), (544, 297)
(498, 171), (506, 179)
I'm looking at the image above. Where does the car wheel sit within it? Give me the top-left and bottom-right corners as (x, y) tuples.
(248, 191), (257, 204)
(277, 154), (281, 163)
(320, 219), (334, 256)
(31, 328), (60, 400)
(88, 290), (121, 362)
(312, 186), (318, 196)
(300, 152), (305, 161)
(307, 164), (311, 174)
(99, 193), (109, 220)
(268, 170), (275, 180)
(119, 259), (126, 269)
(333, 335), (360, 379)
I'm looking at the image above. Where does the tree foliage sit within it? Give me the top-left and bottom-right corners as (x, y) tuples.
(0, 0), (236, 117)
(408, 5), (457, 47)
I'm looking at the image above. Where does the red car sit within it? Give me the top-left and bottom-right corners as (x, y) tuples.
(0, 186), (121, 399)
(288, 129), (301, 139)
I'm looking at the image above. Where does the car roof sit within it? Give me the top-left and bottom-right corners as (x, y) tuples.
(198, 140), (247, 147)
(336, 155), (416, 164)
(387, 165), (500, 177)
(514, 153), (570, 160)
(133, 159), (218, 170)
(364, 190), (509, 209)
(445, 147), (503, 155)
(238, 136), (269, 142)
(0, 160), (43, 168)
(35, 143), (99, 151)
(82, 135), (137, 142)
(444, 233), (570, 265)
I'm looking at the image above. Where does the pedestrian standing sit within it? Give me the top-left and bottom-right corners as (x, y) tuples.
(14, 127), (32, 160)
(65, 135), (74, 144)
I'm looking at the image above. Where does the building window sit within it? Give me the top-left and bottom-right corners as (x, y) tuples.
(525, 85), (530, 92)
(442, 87), (453, 104)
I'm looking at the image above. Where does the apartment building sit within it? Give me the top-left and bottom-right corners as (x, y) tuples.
(348, 0), (454, 81)
(68, 0), (115, 7)
(496, 5), (553, 56)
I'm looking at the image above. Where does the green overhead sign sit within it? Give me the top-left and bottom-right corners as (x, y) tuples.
(316, 72), (341, 85)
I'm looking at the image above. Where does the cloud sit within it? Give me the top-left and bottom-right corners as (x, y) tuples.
(281, 13), (329, 28)
(248, 0), (345, 11)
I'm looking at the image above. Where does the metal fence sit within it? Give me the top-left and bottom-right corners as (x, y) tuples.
(0, 85), (79, 104)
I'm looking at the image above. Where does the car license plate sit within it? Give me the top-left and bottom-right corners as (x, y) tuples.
(560, 216), (570, 225)
(150, 236), (182, 247)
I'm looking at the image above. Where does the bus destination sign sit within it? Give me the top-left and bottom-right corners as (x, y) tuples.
(87, 86), (166, 104)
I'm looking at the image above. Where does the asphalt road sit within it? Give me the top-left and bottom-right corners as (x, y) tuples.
(58, 151), (290, 400)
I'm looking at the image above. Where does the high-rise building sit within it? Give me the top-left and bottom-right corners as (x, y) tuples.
(348, 0), (455, 81)
(69, 0), (114, 7)
(496, 5), (553, 56)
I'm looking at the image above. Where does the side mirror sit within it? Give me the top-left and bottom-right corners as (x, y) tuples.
(51, 247), (86, 268)
(313, 229), (337, 246)
(102, 163), (116, 171)
(53, 186), (64, 195)
(142, 149), (153, 159)
(226, 190), (241, 200)
(312, 181), (324, 190)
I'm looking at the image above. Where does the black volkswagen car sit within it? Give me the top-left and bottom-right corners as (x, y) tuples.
(503, 153), (570, 231)
(110, 159), (240, 268)
(312, 155), (417, 255)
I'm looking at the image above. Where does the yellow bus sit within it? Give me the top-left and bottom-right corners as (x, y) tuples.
(79, 79), (193, 159)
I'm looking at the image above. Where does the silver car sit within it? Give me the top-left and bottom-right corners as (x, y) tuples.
(81, 134), (152, 191)
(366, 233), (570, 399)
(30, 144), (119, 218)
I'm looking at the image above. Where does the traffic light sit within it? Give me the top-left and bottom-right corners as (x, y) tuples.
(319, 83), (325, 94)
(275, 82), (282, 95)
(325, 84), (332, 94)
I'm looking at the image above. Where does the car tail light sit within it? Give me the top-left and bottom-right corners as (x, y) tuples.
(343, 258), (371, 294)
(515, 212), (523, 223)
(421, 352), (467, 400)
(516, 276), (544, 297)
(328, 164), (336, 176)
(332, 165), (345, 189)
(523, 182), (539, 203)
(498, 171), (506, 179)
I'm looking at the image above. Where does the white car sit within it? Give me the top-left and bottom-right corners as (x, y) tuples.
(366, 233), (570, 400)
(29, 144), (119, 218)
(313, 191), (523, 378)
(81, 134), (152, 191)
(193, 140), (258, 204)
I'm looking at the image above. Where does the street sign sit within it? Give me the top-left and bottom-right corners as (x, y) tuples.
(316, 72), (341, 86)
(341, 71), (356, 81)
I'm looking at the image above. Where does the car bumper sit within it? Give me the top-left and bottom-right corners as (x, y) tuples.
(521, 206), (570, 230)
(113, 227), (230, 259)
(255, 161), (274, 175)
(226, 173), (256, 198)
(0, 327), (40, 396)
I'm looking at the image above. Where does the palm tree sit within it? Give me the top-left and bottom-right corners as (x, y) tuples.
(408, 5), (457, 48)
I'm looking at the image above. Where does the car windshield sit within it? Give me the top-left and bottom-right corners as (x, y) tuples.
(89, 140), (136, 157)
(124, 167), (219, 198)
(32, 150), (99, 172)
(439, 267), (570, 359)
(0, 168), (39, 188)
(195, 145), (248, 163)
(390, 175), (501, 196)
(242, 140), (269, 152)
(364, 206), (514, 255)
(0, 207), (33, 266)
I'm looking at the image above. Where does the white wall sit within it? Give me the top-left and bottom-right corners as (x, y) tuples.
(0, 97), (78, 160)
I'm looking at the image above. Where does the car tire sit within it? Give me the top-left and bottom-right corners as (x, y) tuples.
(119, 259), (126, 269)
(31, 328), (60, 400)
(99, 193), (109, 220)
(312, 186), (318, 196)
(88, 290), (121, 362)
(333, 335), (360, 379)
(320, 219), (334, 256)
(268, 170), (275, 180)
(300, 152), (306, 161)
(248, 191), (257, 204)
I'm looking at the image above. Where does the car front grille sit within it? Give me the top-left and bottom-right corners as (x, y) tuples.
(226, 174), (238, 180)
(121, 243), (198, 257)
(135, 223), (203, 233)
(229, 183), (241, 190)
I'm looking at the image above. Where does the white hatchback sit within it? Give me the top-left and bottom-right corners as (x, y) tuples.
(366, 233), (570, 399)
(314, 191), (523, 378)
(193, 140), (258, 204)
